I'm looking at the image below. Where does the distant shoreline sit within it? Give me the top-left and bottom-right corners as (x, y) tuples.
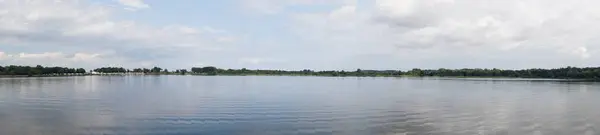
(0, 74), (88, 78)
(2, 65), (600, 80)
(1, 74), (596, 82)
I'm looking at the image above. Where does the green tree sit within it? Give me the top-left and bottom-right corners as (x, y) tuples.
(180, 69), (188, 75)
(76, 68), (86, 74)
(151, 67), (162, 73)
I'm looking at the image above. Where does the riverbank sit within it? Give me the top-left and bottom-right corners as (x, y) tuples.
(0, 74), (89, 78)
(0, 73), (598, 82)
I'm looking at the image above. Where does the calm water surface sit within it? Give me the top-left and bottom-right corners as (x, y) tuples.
(0, 76), (599, 135)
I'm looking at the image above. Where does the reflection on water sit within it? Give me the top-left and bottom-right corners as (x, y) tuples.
(0, 76), (600, 135)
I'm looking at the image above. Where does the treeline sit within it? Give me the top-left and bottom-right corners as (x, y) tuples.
(2, 65), (596, 79)
(186, 66), (600, 79)
(92, 67), (186, 74)
(92, 67), (167, 73)
(91, 66), (600, 79)
(192, 67), (400, 77)
(0, 65), (86, 76)
(92, 66), (400, 76)
(405, 67), (600, 79)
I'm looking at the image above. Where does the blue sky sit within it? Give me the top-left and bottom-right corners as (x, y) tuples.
(1, 0), (600, 70)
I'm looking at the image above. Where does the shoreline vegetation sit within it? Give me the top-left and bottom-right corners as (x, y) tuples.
(1, 65), (600, 80)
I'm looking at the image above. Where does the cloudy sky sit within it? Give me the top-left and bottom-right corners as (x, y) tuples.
(0, 0), (599, 70)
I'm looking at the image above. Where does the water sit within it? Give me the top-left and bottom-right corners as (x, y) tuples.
(0, 76), (599, 135)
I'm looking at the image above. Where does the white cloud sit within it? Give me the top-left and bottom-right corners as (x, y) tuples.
(241, 0), (356, 14)
(201, 26), (227, 34)
(288, 0), (600, 69)
(369, 0), (600, 53)
(0, 52), (7, 60)
(116, 0), (149, 10)
(571, 47), (591, 59)
(0, 51), (123, 68)
(216, 37), (236, 43)
(3, 0), (600, 70)
(17, 52), (64, 59)
(376, 0), (416, 17)
(238, 57), (284, 65)
(0, 51), (167, 69)
(0, 0), (232, 68)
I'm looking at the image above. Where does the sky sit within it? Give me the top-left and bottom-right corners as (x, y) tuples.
(0, 0), (600, 70)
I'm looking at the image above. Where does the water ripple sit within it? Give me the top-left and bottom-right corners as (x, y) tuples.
(0, 76), (600, 135)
